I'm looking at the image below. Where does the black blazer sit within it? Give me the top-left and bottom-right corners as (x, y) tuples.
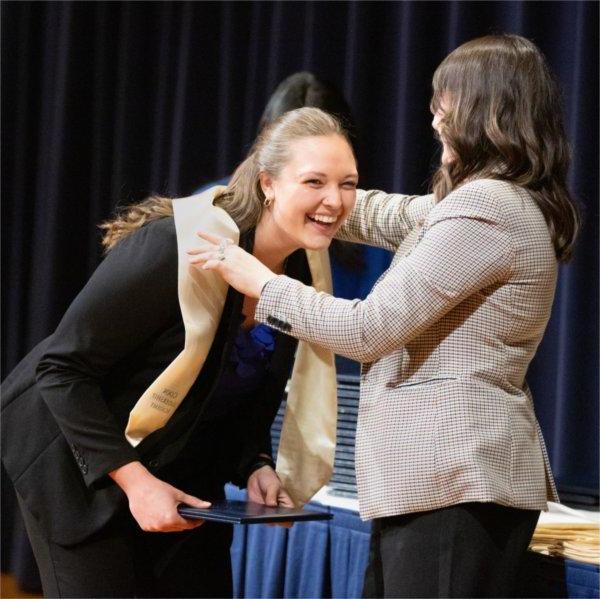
(1, 217), (309, 545)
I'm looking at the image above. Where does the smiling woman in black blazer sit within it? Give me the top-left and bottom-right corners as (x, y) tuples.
(1, 107), (359, 598)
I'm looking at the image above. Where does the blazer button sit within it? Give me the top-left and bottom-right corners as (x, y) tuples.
(148, 459), (159, 469)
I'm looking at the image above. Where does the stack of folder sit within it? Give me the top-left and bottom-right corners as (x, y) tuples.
(328, 374), (360, 497)
(529, 503), (600, 565)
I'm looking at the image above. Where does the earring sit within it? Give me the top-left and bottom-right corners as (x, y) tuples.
(263, 196), (273, 207)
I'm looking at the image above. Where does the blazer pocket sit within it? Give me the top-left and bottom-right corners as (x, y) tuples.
(386, 376), (458, 389)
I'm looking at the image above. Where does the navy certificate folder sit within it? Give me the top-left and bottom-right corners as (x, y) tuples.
(177, 499), (332, 524)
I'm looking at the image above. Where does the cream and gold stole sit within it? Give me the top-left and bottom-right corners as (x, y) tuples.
(124, 187), (337, 505)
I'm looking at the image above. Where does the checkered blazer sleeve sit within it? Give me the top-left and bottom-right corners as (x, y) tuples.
(256, 186), (515, 362)
(336, 189), (436, 250)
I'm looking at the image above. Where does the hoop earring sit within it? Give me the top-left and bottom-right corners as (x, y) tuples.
(263, 196), (273, 208)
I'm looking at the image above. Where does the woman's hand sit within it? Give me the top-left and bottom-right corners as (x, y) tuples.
(109, 461), (210, 532)
(247, 464), (295, 528)
(187, 232), (277, 299)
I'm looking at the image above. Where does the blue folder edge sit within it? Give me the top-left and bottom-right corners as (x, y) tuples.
(178, 499), (333, 524)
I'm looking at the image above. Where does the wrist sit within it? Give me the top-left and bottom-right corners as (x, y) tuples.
(109, 460), (151, 495)
(259, 274), (277, 297)
(246, 454), (276, 480)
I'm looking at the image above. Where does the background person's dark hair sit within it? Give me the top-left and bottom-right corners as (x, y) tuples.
(259, 72), (357, 142)
(431, 34), (580, 262)
(259, 71), (362, 271)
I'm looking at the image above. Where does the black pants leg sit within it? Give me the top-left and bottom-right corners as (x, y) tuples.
(362, 502), (540, 598)
(18, 494), (233, 598)
(18, 496), (136, 598)
(132, 517), (233, 599)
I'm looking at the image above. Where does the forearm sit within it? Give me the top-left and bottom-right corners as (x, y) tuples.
(256, 276), (383, 363)
(336, 189), (435, 250)
(109, 460), (150, 494)
(36, 361), (139, 487)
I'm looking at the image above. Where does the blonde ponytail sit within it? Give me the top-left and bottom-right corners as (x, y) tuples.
(213, 151), (264, 233)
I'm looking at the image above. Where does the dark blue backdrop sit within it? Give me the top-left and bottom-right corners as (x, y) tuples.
(2, 0), (598, 591)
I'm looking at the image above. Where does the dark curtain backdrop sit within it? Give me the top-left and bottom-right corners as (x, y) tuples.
(2, 0), (598, 591)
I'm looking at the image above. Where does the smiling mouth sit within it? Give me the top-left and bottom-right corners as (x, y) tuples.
(306, 214), (339, 228)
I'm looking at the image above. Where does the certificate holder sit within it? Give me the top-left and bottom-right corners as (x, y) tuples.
(177, 500), (332, 525)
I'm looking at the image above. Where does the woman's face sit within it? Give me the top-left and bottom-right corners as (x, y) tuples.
(432, 97), (454, 165)
(260, 134), (358, 252)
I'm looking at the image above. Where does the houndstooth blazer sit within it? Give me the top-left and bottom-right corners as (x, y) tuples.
(256, 179), (560, 520)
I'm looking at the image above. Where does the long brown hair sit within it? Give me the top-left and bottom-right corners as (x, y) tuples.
(100, 107), (350, 252)
(430, 34), (580, 261)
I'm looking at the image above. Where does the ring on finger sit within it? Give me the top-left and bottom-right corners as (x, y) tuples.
(217, 238), (231, 261)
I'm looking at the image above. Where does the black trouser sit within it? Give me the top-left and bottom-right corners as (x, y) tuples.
(17, 472), (233, 598)
(362, 502), (540, 598)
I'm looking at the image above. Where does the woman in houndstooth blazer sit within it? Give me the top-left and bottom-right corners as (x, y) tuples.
(195, 35), (580, 597)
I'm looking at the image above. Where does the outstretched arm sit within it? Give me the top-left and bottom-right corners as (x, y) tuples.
(336, 189), (435, 250)
(192, 187), (513, 363)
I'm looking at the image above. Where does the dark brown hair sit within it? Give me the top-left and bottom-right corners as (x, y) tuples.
(430, 34), (580, 261)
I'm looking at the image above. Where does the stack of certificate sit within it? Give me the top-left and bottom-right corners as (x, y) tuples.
(530, 503), (600, 565)
(329, 375), (360, 497)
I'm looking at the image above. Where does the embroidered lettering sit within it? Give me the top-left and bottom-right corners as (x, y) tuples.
(151, 391), (177, 409)
(150, 401), (170, 413)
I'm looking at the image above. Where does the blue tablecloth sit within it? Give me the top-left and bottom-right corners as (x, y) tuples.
(227, 485), (370, 598)
(225, 485), (600, 599)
